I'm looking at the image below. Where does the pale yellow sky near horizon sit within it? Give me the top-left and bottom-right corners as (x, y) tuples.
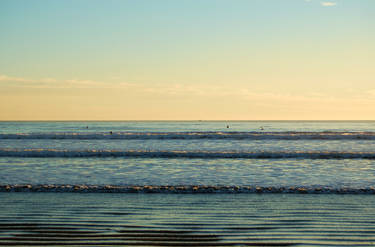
(1, 0), (374, 120)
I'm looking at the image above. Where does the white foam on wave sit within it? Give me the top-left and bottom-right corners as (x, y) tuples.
(1, 184), (374, 194)
(1, 148), (375, 159)
(1, 131), (375, 140)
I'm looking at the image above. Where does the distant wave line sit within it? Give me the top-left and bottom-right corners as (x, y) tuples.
(2, 131), (375, 140)
(1, 149), (375, 159)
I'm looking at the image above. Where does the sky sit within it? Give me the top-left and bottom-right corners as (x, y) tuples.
(0, 0), (374, 120)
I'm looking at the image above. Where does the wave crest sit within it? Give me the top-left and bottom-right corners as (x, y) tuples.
(1, 184), (374, 194)
(1, 149), (375, 159)
(1, 131), (375, 140)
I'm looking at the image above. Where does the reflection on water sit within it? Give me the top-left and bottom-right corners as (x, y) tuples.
(0, 193), (374, 246)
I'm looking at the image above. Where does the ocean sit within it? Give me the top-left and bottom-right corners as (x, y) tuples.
(1, 121), (375, 192)
(1, 121), (375, 246)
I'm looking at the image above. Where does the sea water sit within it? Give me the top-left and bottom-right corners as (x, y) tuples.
(1, 121), (375, 192)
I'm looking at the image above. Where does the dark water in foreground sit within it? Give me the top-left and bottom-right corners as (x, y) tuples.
(1, 193), (375, 246)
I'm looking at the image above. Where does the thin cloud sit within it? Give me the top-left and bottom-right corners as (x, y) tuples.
(65, 79), (135, 89)
(321, 2), (337, 6)
(0, 74), (135, 89)
(0, 74), (32, 82)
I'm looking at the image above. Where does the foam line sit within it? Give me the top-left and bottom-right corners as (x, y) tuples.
(1, 131), (375, 140)
(1, 185), (375, 194)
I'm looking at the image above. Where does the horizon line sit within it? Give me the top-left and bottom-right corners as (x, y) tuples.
(1, 120), (375, 122)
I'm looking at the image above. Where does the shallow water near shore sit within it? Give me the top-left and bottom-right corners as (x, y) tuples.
(1, 157), (375, 190)
(1, 193), (375, 246)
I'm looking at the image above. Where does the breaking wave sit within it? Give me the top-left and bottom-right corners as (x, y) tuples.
(1, 131), (375, 140)
(1, 148), (375, 159)
(1, 184), (374, 194)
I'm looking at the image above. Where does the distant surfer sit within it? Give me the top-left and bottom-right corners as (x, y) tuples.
(86, 126), (88, 129)
(109, 131), (113, 135)
(227, 125), (229, 128)
(260, 126), (264, 130)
